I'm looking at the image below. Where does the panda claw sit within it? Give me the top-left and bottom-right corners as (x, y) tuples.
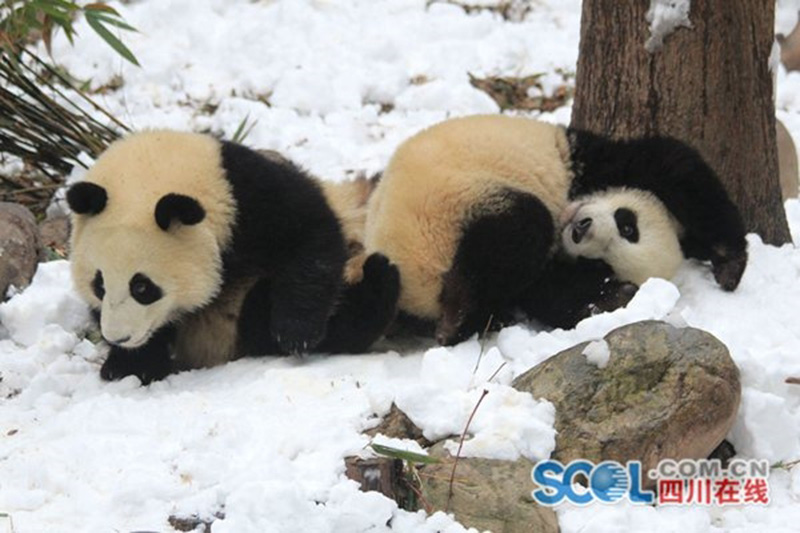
(100, 349), (170, 385)
(271, 320), (326, 355)
(711, 249), (748, 291)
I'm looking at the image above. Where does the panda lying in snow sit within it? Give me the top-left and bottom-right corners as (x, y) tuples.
(68, 131), (399, 384)
(362, 115), (747, 345)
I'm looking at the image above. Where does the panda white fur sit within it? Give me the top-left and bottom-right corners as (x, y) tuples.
(363, 115), (747, 344)
(559, 187), (684, 286)
(68, 130), (399, 383)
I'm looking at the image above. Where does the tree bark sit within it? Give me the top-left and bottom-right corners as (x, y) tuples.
(572, 0), (791, 245)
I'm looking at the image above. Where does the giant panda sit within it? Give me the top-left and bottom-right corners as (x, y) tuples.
(362, 115), (747, 345)
(68, 130), (399, 384)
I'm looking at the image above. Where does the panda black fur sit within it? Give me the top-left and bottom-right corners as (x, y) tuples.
(363, 115), (747, 344)
(68, 130), (399, 384)
(565, 129), (747, 290)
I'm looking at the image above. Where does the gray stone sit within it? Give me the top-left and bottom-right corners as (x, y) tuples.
(0, 202), (41, 299)
(365, 403), (432, 447)
(777, 119), (799, 200)
(39, 214), (70, 257)
(513, 320), (740, 488)
(418, 442), (559, 533)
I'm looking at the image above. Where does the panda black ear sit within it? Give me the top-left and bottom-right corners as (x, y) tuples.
(155, 193), (206, 231)
(67, 182), (107, 215)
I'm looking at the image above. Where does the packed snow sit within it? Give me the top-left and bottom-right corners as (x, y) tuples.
(2, 0), (800, 532)
(645, 0), (693, 53)
(582, 339), (611, 369)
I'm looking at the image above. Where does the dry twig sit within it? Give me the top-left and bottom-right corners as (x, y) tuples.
(446, 388), (489, 511)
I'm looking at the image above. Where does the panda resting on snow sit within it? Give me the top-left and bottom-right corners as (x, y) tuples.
(68, 131), (399, 384)
(363, 115), (747, 345)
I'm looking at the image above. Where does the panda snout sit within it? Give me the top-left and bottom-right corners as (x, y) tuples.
(103, 334), (131, 346)
(572, 217), (593, 243)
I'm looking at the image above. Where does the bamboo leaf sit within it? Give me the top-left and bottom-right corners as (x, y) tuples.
(231, 114), (257, 144)
(84, 9), (139, 66)
(45, 0), (81, 10)
(41, 14), (52, 55)
(370, 443), (439, 465)
(36, 2), (75, 24)
(87, 11), (137, 32)
(84, 2), (118, 15)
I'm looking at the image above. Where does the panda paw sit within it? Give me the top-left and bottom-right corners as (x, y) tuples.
(590, 280), (639, 315)
(271, 317), (327, 355)
(711, 248), (748, 291)
(100, 347), (172, 385)
(360, 253), (401, 308)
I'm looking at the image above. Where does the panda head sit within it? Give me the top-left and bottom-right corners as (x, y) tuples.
(560, 188), (684, 285)
(67, 131), (235, 349)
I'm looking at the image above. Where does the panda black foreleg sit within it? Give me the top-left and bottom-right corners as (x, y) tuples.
(316, 253), (400, 353)
(519, 256), (638, 329)
(237, 277), (280, 356)
(641, 156), (748, 291)
(436, 190), (554, 346)
(99, 325), (175, 385)
(268, 233), (347, 354)
(570, 131), (748, 290)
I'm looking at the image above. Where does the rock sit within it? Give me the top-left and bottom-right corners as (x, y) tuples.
(365, 403), (432, 447)
(168, 512), (224, 532)
(418, 442), (559, 533)
(513, 320), (740, 488)
(0, 202), (41, 299)
(778, 18), (800, 72)
(777, 118), (799, 200)
(39, 214), (70, 257)
(344, 456), (409, 506)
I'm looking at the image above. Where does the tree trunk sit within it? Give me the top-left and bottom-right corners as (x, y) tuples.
(571, 0), (791, 245)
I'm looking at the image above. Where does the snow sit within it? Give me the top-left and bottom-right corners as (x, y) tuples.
(777, 0), (800, 36)
(645, 0), (693, 53)
(368, 434), (429, 458)
(1, 0), (800, 532)
(582, 339), (611, 369)
(46, 0), (581, 181)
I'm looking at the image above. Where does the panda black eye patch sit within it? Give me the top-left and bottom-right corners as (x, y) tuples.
(614, 208), (639, 243)
(129, 273), (163, 305)
(92, 270), (105, 300)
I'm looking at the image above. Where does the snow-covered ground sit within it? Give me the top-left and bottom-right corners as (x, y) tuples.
(3, 0), (800, 531)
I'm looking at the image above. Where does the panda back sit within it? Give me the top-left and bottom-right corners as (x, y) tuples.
(364, 115), (572, 319)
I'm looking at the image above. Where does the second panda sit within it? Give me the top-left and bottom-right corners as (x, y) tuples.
(363, 115), (747, 345)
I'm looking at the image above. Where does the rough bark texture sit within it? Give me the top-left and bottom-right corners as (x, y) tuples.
(572, 0), (791, 245)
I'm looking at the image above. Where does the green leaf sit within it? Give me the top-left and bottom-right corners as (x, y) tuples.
(231, 114), (257, 144)
(86, 11), (137, 32)
(36, 2), (76, 24)
(45, 0), (82, 10)
(370, 443), (439, 465)
(84, 2), (119, 15)
(84, 9), (139, 66)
